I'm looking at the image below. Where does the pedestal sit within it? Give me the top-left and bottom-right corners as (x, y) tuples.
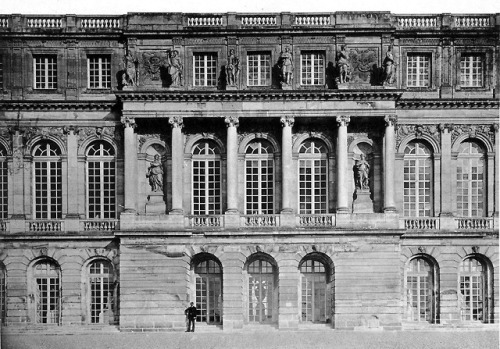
(352, 189), (374, 213)
(281, 83), (293, 90)
(145, 193), (166, 214)
(226, 85), (238, 90)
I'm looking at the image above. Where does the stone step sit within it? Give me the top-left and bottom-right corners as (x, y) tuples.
(2, 324), (120, 335)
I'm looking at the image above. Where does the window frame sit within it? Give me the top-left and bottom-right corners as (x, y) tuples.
(87, 55), (112, 90)
(33, 55), (58, 90)
(192, 52), (218, 87)
(246, 52), (272, 87)
(87, 259), (114, 324)
(403, 141), (433, 217)
(0, 143), (7, 220)
(300, 51), (326, 86)
(406, 53), (431, 88)
(401, 47), (437, 90)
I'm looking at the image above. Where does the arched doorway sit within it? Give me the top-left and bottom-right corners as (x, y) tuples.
(192, 255), (222, 324)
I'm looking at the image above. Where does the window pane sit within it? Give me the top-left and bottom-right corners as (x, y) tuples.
(407, 54), (430, 87)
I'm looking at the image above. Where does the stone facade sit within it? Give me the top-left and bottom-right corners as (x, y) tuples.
(0, 12), (498, 332)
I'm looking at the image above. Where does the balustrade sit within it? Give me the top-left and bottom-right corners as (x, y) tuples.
(240, 16), (277, 26)
(454, 16), (490, 27)
(0, 17), (9, 28)
(27, 17), (63, 28)
(188, 215), (223, 228)
(404, 217), (440, 230)
(298, 215), (335, 227)
(187, 17), (224, 26)
(242, 215), (279, 227)
(81, 219), (119, 231)
(79, 17), (121, 29)
(397, 16), (438, 28)
(294, 15), (331, 26)
(27, 220), (63, 232)
(456, 217), (493, 230)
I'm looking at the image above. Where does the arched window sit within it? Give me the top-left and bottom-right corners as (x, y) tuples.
(86, 141), (116, 219)
(460, 257), (491, 322)
(194, 258), (222, 324)
(0, 143), (7, 219)
(300, 259), (332, 323)
(32, 141), (62, 219)
(33, 260), (61, 324)
(247, 259), (276, 323)
(0, 263), (5, 323)
(88, 260), (114, 324)
(192, 140), (221, 215)
(245, 140), (274, 215)
(298, 139), (328, 214)
(405, 257), (438, 323)
(403, 141), (432, 217)
(457, 141), (486, 217)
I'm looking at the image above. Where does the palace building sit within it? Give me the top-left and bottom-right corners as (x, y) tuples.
(0, 12), (498, 332)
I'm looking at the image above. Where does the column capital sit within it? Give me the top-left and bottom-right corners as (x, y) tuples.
(169, 116), (184, 129)
(225, 116), (239, 128)
(438, 123), (454, 133)
(336, 116), (350, 127)
(280, 116), (295, 128)
(121, 116), (136, 129)
(384, 115), (397, 127)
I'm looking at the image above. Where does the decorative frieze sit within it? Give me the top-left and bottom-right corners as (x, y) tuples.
(450, 124), (495, 144)
(396, 124), (439, 149)
(399, 38), (440, 46)
(23, 126), (66, 143)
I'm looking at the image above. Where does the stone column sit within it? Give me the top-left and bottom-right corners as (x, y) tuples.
(439, 124), (453, 216)
(122, 117), (137, 213)
(225, 116), (239, 213)
(169, 116), (184, 214)
(336, 116), (350, 212)
(494, 124), (499, 217)
(383, 115), (397, 212)
(10, 128), (26, 233)
(280, 116), (294, 213)
(64, 127), (80, 232)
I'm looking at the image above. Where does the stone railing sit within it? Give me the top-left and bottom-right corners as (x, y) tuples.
(0, 220), (7, 232)
(298, 214), (335, 227)
(0, 17), (9, 28)
(242, 215), (279, 227)
(26, 17), (64, 28)
(81, 219), (119, 231)
(396, 16), (439, 28)
(186, 16), (224, 27)
(456, 217), (493, 230)
(78, 17), (122, 29)
(26, 220), (64, 232)
(187, 215), (223, 228)
(453, 15), (491, 28)
(293, 15), (332, 26)
(240, 16), (277, 26)
(403, 217), (440, 230)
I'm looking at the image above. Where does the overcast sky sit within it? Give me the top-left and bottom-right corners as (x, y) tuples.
(2, 0), (499, 15)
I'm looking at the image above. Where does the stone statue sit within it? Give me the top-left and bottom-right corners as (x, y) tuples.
(166, 50), (183, 87)
(336, 45), (351, 84)
(383, 47), (396, 86)
(226, 49), (240, 86)
(279, 47), (293, 86)
(354, 154), (370, 190)
(146, 155), (164, 192)
(122, 50), (138, 87)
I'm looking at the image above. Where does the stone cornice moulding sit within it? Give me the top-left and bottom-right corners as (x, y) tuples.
(0, 100), (119, 111)
(397, 99), (499, 109)
(115, 89), (405, 102)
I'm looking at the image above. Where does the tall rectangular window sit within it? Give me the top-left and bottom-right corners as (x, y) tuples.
(0, 56), (3, 90)
(407, 54), (430, 87)
(301, 52), (325, 86)
(192, 160), (221, 214)
(34, 56), (57, 89)
(193, 53), (217, 87)
(460, 55), (483, 87)
(34, 161), (62, 219)
(0, 160), (7, 219)
(88, 56), (111, 89)
(247, 53), (271, 86)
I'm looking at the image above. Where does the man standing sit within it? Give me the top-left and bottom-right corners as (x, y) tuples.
(185, 302), (197, 332)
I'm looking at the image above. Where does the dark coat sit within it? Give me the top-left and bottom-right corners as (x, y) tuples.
(185, 305), (197, 320)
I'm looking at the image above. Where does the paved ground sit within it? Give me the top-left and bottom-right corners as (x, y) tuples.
(2, 330), (499, 349)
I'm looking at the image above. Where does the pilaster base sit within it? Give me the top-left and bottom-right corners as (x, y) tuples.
(279, 211), (296, 228)
(383, 206), (397, 213)
(224, 211), (240, 229)
(281, 84), (293, 90)
(226, 85), (238, 90)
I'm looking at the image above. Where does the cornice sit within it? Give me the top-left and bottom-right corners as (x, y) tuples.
(397, 98), (499, 109)
(0, 100), (119, 111)
(115, 89), (405, 102)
